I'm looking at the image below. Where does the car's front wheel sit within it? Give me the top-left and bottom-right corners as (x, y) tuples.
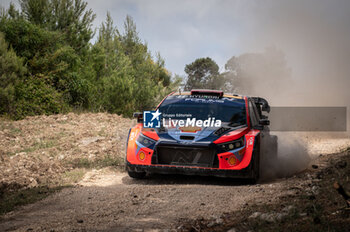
(127, 170), (146, 179)
(249, 140), (260, 184)
(250, 152), (260, 184)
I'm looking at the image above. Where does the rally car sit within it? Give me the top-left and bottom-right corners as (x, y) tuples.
(125, 89), (277, 182)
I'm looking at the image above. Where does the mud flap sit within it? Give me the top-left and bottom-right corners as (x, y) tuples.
(261, 134), (278, 160)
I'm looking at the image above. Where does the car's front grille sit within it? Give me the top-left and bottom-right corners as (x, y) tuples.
(154, 146), (217, 167)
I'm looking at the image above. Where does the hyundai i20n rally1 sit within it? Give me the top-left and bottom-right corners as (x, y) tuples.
(125, 89), (277, 182)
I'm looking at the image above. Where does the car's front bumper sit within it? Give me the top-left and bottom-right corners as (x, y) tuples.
(126, 161), (254, 178)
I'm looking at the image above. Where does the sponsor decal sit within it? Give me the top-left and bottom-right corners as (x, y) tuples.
(143, 110), (222, 128)
(143, 110), (161, 128)
(184, 98), (224, 104)
(248, 137), (254, 146)
(162, 117), (221, 128)
(130, 132), (136, 141)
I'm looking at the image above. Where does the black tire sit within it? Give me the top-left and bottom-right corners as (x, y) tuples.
(248, 140), (260, 184)
(248, 155), (260, 184)
(127, 171), (146, 179)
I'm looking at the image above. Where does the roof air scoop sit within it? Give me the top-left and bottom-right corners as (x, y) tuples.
(190, 89), (224, 98)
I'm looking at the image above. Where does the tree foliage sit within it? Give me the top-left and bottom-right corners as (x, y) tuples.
(223, 47), (291, 95)
(93, 13), (172, 116)
(0, 32), (26, 115)
(0, 1), (178, 119)
(184, 48), (291, 96)
(19, 0), (95, 54)
(184, 57), (224, 90)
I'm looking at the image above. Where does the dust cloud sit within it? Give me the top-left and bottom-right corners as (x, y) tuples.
(229, 0), (350, 179)
(260, 133), (310, 180)
(234, 0), (350, 109)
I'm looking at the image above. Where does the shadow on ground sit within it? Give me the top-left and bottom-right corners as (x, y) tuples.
(122, 173), (264, 186)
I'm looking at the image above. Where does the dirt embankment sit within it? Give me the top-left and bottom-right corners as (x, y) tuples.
(0, 113), (134, 191)
(177, 149), (350, 232)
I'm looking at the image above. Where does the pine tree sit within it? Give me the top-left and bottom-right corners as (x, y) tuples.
(0, 32), (27, 115)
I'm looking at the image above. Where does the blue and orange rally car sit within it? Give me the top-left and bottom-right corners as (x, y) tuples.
(126, 89), (277, 182)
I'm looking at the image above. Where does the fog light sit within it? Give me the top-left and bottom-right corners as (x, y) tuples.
(235, 142), (241, 148)
(228, 156), (236, 166)
(139, 151), (146, 160)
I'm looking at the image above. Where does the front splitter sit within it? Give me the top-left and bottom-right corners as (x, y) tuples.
(126, 161), (254, 179)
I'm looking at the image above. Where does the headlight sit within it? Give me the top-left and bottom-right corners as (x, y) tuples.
(137, 133), (156, 147)
(218, 137), (244, 152)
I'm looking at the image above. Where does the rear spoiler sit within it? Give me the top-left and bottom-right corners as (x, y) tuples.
(252, 97), (270, 113)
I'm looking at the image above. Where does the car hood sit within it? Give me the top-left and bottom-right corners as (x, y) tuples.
(155, 125), (248, 145)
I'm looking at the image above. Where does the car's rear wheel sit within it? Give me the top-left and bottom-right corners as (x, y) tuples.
(127, 170), (146, 179)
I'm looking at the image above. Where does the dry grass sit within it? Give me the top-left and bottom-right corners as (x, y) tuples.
(0, 113), (134, 214)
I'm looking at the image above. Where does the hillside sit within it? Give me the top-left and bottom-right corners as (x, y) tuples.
(0, 113), (134, 193)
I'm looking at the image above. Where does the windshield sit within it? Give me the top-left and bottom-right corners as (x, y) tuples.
(158, 95), (247, 127)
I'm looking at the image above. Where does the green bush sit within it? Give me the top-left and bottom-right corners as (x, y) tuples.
(0, 32), (27, 115)
(0, 1), (178, 120)
(13, 75), (69, 119)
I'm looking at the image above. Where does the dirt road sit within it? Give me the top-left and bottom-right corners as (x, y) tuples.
(0, 114), (349, 231)
(0, 170), (305, 231)
(1, 148), (350, 231)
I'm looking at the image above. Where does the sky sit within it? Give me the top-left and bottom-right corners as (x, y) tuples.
(1, 0), (350, 106)
(85, 0), (249, 76)
(0, 0), (266, 75)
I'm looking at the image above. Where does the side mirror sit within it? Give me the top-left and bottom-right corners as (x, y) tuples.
(259, 119), (270, 126)
(133, 112), (143, 123)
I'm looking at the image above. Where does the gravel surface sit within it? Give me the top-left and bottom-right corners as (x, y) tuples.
(0, 114), (349, 231)
(1, 147), (349, 231)
(0, 171), (288, 231)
